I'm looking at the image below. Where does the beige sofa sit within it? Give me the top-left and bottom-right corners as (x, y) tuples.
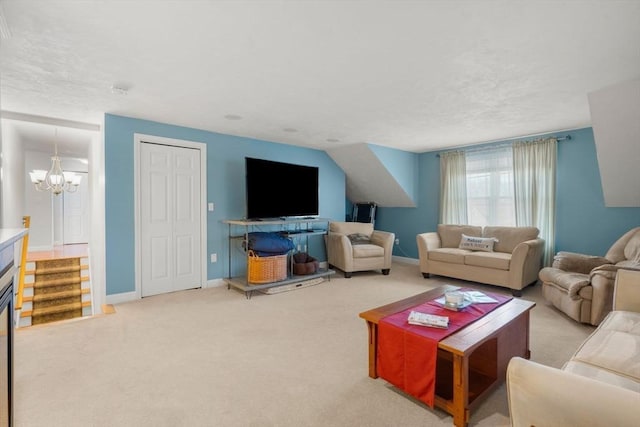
(506, 269), (640, 427)
(539, 226), (640, 326)
(326, 221), (394, 278)
(417, 224), (544, 296)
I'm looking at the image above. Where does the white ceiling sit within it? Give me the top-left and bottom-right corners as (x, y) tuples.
(1, 0), (639, 153)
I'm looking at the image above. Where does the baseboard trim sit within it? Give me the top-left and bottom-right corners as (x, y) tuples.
(393, 255), (418, 265)
(205, 278), (226, 288)
(105, 291), (137, 305)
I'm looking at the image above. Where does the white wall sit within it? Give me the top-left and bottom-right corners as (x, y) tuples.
(589, 78), (640, 207)
(0, 121), (26, 228)
(88, 127), (105, 314)
(24, 150), (54, 249)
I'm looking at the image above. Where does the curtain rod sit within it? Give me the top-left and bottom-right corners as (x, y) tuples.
(437, 134), (571, 157)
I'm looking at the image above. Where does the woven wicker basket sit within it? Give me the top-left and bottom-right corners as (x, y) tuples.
(247, 250), (288, 284)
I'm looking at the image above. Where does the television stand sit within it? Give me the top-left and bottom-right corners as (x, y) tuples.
(222, 218), (335, 298)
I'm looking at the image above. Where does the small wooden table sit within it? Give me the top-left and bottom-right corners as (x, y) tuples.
(359, 285), (535, 427)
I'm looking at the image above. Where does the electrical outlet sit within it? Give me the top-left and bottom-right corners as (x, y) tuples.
(395, 238), (400, 245)
(210, 253), (217, 263)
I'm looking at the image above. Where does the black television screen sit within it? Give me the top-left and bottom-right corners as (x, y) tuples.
(245, 157), (319, 219)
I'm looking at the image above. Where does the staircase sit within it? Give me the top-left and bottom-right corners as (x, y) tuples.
(19, 255), (93, 326)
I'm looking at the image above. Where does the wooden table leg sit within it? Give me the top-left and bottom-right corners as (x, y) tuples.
(366, 321), (379, 378)
(451, 354), (470, 427)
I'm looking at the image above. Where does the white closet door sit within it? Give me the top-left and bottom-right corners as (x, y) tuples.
(63, 172), (89, 244)
(140, 142), (201, 297)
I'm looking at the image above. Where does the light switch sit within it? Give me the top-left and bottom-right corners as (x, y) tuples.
(208, 202), (214, 212)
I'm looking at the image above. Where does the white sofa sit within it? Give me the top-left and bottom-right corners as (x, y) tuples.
(417, 224), (544, 296)
(506, 269), (640, 427)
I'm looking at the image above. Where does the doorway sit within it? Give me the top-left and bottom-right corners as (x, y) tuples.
(135, 134), (207, 298)
(63, 171), (89, 244)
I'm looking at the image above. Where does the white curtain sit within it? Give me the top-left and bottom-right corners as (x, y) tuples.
(513, 138), (557, 266)
(440, 150), (468, 224)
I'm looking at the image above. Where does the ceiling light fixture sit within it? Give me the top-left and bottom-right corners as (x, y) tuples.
(283, 128), (298, 133)
(110, 85), (128, 95)
(29, 130), (82, 195)
(326, 138), (340, 143)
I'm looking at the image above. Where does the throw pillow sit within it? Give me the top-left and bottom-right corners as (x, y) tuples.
(459, 234), (497, 252)
(348, 233), (371, 245)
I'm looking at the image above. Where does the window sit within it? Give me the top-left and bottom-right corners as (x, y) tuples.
(465, 147), (515, 226)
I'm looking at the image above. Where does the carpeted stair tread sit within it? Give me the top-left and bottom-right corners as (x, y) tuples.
(23, 288), (89, 303)
(32, 276), (82, 288)
(26, 264), (89, 275)
(34, 265), (82, 275)
(21, 301), (90, 318)
(24, 275), (90, 289)
(31, 301), (84, 317)
(31, 289), (83, 303)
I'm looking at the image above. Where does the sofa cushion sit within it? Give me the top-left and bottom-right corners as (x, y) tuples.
(459, 234), (496, 252)
(352, 244), (384, 258)
(539, 268), (591, 297)
(552, 251), (611, 274)
(438, 224), (482, 248)
(623, 232), (640, 262)
(348, 233), (371, 245)
(428, 248), (469, 264)
(565, 311), (640, 392)
(483, 226), (539, 253)
(464, 251), (511, 270)
(615, 260), (640, 270)
(563, 360), (640, 393)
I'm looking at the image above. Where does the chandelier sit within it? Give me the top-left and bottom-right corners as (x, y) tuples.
(29, 143), (82, 195)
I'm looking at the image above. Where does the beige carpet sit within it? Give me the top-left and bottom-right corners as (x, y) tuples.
(14, 261), (594, 427)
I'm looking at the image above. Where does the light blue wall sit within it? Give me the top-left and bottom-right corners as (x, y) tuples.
(377, 127), (640, 259)
(368, 143), (419, 204)
(104, 114), (345, 296)
(375, 150), (439, 256)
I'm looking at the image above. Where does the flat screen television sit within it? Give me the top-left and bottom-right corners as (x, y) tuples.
(245, 157), (319, 219)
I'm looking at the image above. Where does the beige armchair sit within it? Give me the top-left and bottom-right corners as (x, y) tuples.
(326, 221), (394, 278)
(539, 226), (640, 325)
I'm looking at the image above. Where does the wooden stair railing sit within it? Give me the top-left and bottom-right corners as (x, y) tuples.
(15, 215), (30, 311)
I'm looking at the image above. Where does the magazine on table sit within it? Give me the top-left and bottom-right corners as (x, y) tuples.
(407, 310), (449, 328)
(462, 291), (498, 303)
